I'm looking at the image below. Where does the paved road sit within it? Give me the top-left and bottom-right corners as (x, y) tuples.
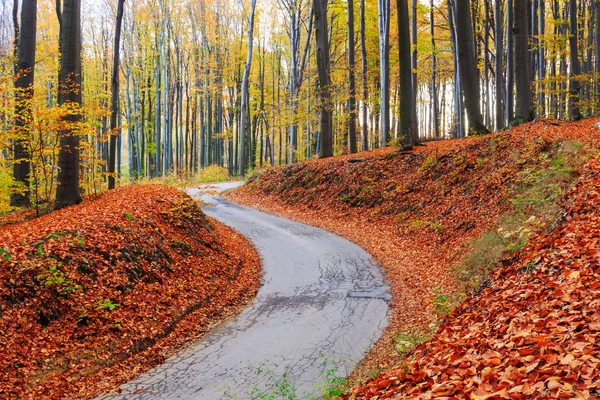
(100, 182), (389, 399)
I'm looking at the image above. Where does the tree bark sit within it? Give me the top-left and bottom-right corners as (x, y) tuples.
(514, 0), (534, 123)
(494, 0), (505, 130)
(55, 0), (83, 209)
(11, 0), (37, 207)
(360, 0), (369, 151)
(398, 0), (415, 147)
(455, 0), (489, 134)
(314, 0), (333, 158)
(238, 0), (257, 175)
(378, 0), (391, 146)
(568, 0), (582, 120)
(108, 0), (125, 190)
(347, 0), (357, 154)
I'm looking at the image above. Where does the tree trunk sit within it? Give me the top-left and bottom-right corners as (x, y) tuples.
(315, 0), (333, 158)
(514, 0), (534, 123)
(398, 0), (415, 147)
(11, 0), (37, 207)
(108, 0), (125, 190)
(506, 0), (514, 122)
(347, 0), (357, 154)
(430, 0), (439, 139)
(455, 0), (489, 134)
(360, 0), (369, 151)
(378, 0), (391, 147)
(55, 0), (82, 209)
(238, 0), (257, 175)
(568, 0), (582, 120)
(494, 0), (505, 130)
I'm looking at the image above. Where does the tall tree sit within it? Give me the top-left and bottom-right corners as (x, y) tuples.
(11, 0), (37, 207)
(238, 0), (257, 175)
(455, 0), (488, 134)
(314, 0), (332, 158)
(108, 0), (126, 190)
(514, 0), (534, 123)
(347, 0), (357, 154)
(55, 0), (83, 209)
(568, 0), (582, 120)
(398, 0), (415, 147)
(377, 0), (391, 147)
(429, 0), (439, 138)
(494, 0), (505, 130)
(359, 0), (368, 151)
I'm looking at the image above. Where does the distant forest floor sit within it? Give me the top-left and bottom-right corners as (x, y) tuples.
(0, 185), (261, 399)
(228, 118), (600, 398)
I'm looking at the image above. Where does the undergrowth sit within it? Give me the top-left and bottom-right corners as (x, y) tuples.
(455, 139), (590, 294)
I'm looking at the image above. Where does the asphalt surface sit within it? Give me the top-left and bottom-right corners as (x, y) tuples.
(100, 182), (390, 399)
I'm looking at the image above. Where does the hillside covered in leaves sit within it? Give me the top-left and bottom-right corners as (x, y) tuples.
(0, 185), (260, 399)
(229, 119), (600, 398)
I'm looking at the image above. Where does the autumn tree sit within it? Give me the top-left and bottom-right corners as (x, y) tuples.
(314, 0), (332, 158)
(55, 0), (83, 209)
(108, 0), (125, 190)
(454, 0), (488, 134)
(11, 0), (37, 207)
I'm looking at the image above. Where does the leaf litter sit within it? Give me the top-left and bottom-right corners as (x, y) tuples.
(229, 118), (600, 398)
(0, 184), (260, 399)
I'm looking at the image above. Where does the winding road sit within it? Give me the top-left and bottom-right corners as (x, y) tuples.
(101, 182), (390, 399)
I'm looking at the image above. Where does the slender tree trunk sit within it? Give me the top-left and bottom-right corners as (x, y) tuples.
(514, 0), (534, 123)
(494, 0), (505, 130)
(538, 0), (545, 117)
(11, 0), (37, 207)
(347, 0), (357, 154)
(108, 0), (125, 190)
(448, 0), (463, 137)
(455, 0), (489, 134)
(315, 0), (333, 158)
(238, 0), (257, 175)
(568, 0), (582, 120)
(430, 0), (439, 139)
(55, 0), (82, 209)
(360, 0), (369, 151)
(398, 0), (415, 147)
(378, 0), (391, 147)
(506, 0), (514, 122)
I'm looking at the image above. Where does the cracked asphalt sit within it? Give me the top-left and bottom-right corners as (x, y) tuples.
(100, 182), (390, 399)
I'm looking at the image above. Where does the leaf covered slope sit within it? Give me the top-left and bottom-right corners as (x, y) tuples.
(229, 119), (600, 398)
(0, 185), (260, 399)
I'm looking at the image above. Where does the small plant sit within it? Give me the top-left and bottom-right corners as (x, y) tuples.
(37, 265), (79, 296)
(319, 360), (350, 399)
(0, 248), (11, 261)
(95, 299), (120, 312)
(392, 330), (429, 359)
(341, 193), (350, 203)
(124, 212), (135, 221)
(432, 287), (459, 317)
(412, 219), (444, 233)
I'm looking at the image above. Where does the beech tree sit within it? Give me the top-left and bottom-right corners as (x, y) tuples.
(10, 0), (37, 206)
(454, 0), (488, 134)
(514, 0), (533, 123)
(55, 0), (83, 209)
(314, 0), (331, 158)
(108, 0), (125, 190)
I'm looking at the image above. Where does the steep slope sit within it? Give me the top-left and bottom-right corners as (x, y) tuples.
(0, 185), (260, 399)
(229, 119), (600, 396)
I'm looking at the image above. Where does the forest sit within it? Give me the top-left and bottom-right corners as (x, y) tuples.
(0, 0), (598, 210)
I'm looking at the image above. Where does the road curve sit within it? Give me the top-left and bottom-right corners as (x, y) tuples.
(100, 182), (389, 399)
